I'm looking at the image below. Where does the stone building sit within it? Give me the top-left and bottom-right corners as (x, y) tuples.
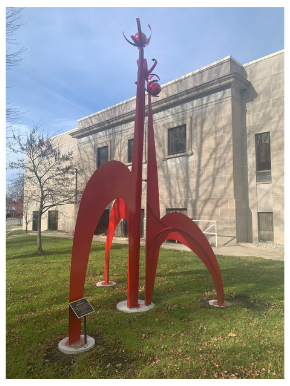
(25, 49), (284, 246)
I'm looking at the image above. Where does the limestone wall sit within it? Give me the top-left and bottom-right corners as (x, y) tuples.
(243, 50), (284, 244)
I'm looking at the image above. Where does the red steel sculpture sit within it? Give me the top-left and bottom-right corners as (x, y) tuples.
(67, 18), (226, 346)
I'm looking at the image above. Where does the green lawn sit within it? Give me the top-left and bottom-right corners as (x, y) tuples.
(6, 236), (284, 379)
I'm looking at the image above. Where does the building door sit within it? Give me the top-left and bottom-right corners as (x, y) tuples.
(48, 210), (58, 230)
(120, 209), (144, 238)
(121, 219), (128, 237)
(32, 211), (39, 231)
(94, 209), (110, 235)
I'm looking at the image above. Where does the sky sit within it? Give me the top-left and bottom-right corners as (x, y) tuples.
(5, 4), (285, 183)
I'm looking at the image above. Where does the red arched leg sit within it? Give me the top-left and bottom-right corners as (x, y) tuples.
(68, 161), (135, 344)
(145, 212), (225, 307)
(103, 198), (128, 284)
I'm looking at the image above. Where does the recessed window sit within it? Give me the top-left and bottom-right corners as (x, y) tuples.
(128, 139), (133, 163)
(97, 146), (108, 168)
(168, 125), (186, 156)
(258, 212), (274, 242)
(255, 132), (271, 182)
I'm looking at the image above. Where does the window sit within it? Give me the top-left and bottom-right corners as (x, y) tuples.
(48, 210), (58, 230)
(168, 125), (186, 156)
(97, 146), (108, 168)
(255, 132), (271, 182)
(258, 212), (274, 242)
(128, 139), (134, 163)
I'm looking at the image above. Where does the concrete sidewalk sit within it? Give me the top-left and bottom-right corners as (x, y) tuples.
(15, 229), (284, 262)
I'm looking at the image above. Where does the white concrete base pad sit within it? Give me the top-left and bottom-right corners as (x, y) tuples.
(209, 299), (231, 308)
(96, 281), (116, 287)
(116, 299), (154, 313)
(58, 335), (95, 354)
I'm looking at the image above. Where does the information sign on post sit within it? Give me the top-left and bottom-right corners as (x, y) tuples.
(69, 298), (94, 319)
(69, 298), (94, 344)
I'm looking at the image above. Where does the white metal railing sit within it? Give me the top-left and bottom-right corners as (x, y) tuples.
(192, 220), (219, 247)
(143, 218), (218, 247)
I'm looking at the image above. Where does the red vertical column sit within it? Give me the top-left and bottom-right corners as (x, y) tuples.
(127, 44), (145, 308)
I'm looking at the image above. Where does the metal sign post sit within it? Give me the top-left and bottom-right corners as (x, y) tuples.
(84, 315), (87, 345)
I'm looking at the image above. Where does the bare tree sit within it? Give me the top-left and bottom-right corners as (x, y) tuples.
(6, 7), (26, 129)
(6, 7), (26, 69)
(7, 173), (24, 199)
(7, 125), (79, 253)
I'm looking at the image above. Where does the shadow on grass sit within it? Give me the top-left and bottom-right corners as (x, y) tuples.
(43, 331), (142, 379)
(6, 237), (128, 261)
(150, 255), (283, 316)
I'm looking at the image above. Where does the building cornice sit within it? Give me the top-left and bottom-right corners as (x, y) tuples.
(243, 49), (284, 67)
(70, 72), (250, 139)
(160, 55), (244, 90)
(76, 55), (240, 126)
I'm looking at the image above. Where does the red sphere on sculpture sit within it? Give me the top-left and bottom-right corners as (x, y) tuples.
(134, 32), (147, 43)
(149, 82), (161, 96)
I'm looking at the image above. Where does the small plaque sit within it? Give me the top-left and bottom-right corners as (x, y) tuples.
(69, 298), (94, 319)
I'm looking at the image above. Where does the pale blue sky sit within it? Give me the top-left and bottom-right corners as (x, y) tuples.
(7, 6), (284, 135)
(5, 6), (285, 182)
